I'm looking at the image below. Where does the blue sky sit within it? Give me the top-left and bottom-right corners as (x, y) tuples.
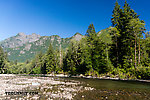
(0, 0), (149, 41)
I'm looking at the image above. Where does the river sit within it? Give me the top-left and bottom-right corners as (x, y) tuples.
(0, 74), (150, 100)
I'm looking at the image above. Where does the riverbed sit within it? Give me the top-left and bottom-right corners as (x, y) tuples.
(0, 74), (150, 100)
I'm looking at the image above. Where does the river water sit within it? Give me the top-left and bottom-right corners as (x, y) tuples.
(0, 74), (150, 100)
(68, 77), (150, 100)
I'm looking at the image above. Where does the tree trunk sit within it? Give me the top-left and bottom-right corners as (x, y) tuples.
(106, 43), (109, 66)
(130, 40), (133, 65)
(115, 35), (119, 67)
(138, 39), (140, 66)
(60, 44), (62, 68)
(135, 36), (137, 69)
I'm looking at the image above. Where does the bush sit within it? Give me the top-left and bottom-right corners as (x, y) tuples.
(135, 67), (150, 79)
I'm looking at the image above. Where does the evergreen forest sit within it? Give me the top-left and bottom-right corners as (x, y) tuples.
(0, 1), (150, 80)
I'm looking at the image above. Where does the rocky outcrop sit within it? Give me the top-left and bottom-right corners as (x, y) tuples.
(72, 33), (83, 41)
(0, 33), (41, 48)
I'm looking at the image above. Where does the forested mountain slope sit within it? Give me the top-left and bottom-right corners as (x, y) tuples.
(0, 32), (83, 62)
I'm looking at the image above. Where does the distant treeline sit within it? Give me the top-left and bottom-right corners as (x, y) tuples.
(0, 1), (150, 79)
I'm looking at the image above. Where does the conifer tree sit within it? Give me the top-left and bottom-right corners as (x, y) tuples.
(120, 0), (139, 68)
(85, 24), (109, 74)
(29, 51), (43, 74)
(127, 18), (145, 68)
(85, 24), (97, 74)
(41, 55), (47, 74)
(45, 43), (56, 73)
(111, 1), (121, 67)
(0, 46), (5, 73)
(111, 0), (144, 69)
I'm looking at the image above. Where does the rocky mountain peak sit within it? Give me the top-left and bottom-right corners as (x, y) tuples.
(72, 33), (83, 41)
(31, 33), (40, 37)
(0, 33), (41, 48)
(18, 32), (26, 36)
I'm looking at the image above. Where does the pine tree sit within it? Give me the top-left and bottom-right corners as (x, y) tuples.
(63, 40), (78, 75)
(29, 51), (43, 74)
(120, 0), (139, 68)
(85, 24), (97, 74)
(142, 33), (150, 66)
(45, 43), (56, 74)
(111, 1), (121, 67)
(0, 46), (5, 73)
(36, 51), (43, 74)
(127, 18), (145, 68)
(86, 24), (96, 37)
(93, 36), (108, 73)
(109, 27), (120, 68)
(85, 24), (109, 75)
(54, 48), (62, 73)
(111, 1), (121, 28)
(111, 0), (143, 69)
(41, 55), (47, 74)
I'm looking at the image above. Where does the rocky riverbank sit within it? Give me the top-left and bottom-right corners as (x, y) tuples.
(43, 74), (150, 83)
(0, 74), (95, 100)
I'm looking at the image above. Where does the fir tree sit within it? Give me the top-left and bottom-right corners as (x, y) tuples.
(45, 43), (56, 73)
(0, 46), (6, 73)
(85, 24), (97, 74)
(127, 18), (145, 68)
(111, 1), (121, 67)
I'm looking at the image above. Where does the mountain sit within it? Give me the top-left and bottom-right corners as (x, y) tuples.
(97, 27), (112, 44)
(1, 33), (41, 48)
(0, 33), (83, 62)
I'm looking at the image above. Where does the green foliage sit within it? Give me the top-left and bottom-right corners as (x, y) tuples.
(45, 43), (56, 73)
(63, 24), (112, 76)
(135, 67), (150, 79)
(63, 40), (87, 75)
(5, 62), (26, 74)
(27, 43), (60, 74)
(110, 0), (146, 70)
(1, 1), (150, 81)
(0, 46), (7, 73)
(86, 24), (96, 37)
